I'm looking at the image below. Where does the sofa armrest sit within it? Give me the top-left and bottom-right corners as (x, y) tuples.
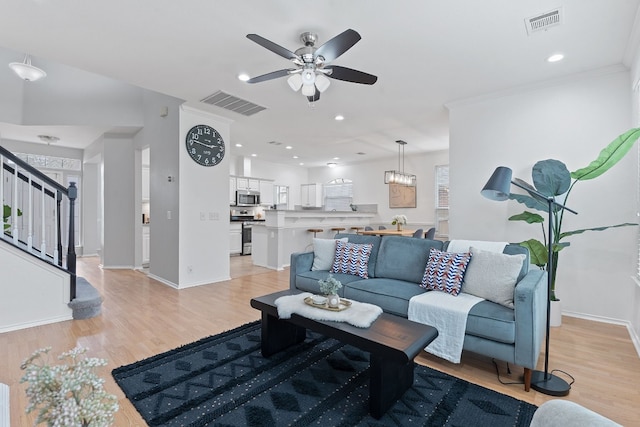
(513, 267), (547, 369)
(289, 251), (314, 290)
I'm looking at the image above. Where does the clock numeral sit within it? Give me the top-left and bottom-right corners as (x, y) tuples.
(191, 148), (196, 154)
(197, 154), (202, 161)
(205, 158), (210, 164)
(204, 128), (211, 135)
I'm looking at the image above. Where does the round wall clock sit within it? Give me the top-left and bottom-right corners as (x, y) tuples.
(185, 124), (225, 167)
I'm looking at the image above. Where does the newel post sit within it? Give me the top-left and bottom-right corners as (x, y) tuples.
(67, 182), (77, 300)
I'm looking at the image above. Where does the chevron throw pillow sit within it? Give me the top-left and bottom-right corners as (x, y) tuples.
(421, 248), (472, 296)
(330, 241), (373, 279)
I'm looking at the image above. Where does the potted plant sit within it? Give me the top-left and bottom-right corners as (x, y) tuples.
(20, 346), (119, 426)
(318, 274), (342, 308)
(391, 214), (407, 231)
(3, 203), (22, 231)
(506, 128), (640, 319)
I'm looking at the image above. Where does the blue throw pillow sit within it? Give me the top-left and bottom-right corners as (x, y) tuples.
(421, 248), (472, 296)
(330, 241), (373, 279)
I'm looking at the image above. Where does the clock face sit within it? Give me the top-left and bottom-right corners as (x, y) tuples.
(185, 124), (225, 167)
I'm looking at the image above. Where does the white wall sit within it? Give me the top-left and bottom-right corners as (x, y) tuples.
(448, 68), (637, 324)
(308, 151), (448, 227)
(177, 106), (232, 287)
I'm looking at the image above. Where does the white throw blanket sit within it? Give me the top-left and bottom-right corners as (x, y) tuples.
(408, 291), (483, 363)
(274, 292), (383, 328)
(447, 240), (507, 253)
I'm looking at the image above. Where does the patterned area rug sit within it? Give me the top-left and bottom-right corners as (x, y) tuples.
(112, 321), (537, 426)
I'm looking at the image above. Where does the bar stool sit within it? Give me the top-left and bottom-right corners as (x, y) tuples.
(307, 228), (324, 238)
(331, 227), (346, 236)
(350, 226), (363, 234)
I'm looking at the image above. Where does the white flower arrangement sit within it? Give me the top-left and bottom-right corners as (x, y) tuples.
(20, 346), (119, 427)
(318, 274), (343, 295)
(391, 214), (407, 225)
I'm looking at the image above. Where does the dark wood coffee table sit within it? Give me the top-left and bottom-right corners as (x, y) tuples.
(250, 290), (438, 419)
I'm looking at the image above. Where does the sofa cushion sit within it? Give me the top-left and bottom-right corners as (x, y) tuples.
(311, 238), (348, 271)
(344, 278), (425, 318)
(420, 248), (472, 296)
(465, 300), (516, 344)
(330, 241), (373, 279)
(294, 270), (363, 297)
(461, 247), (526, 308)
(336, 234), (382, 278)
(374, 236), (444, 283)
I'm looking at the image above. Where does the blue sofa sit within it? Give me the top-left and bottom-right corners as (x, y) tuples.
(289, 234), (547, 391)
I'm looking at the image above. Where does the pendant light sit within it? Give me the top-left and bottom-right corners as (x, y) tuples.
(384, 140), (416, 186)
(9, 54), (47, 82)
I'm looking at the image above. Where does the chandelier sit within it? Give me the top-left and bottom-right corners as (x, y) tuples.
(384, 140), (416, 186)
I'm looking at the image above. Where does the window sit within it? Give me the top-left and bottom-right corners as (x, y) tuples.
(435, 165), (449, 238)
(324, 178), (353, 211)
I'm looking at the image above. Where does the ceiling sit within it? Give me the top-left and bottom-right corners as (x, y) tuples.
(0, 0), (639, 167)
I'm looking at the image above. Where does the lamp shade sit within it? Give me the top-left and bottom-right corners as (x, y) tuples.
(481, 166), (512, 201)
(315, 73), (330, 92)
(8, 55), (46, 82)
(287, 73), (302, 91)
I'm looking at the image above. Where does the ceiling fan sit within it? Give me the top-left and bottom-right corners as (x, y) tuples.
(245, 29), (377, 102)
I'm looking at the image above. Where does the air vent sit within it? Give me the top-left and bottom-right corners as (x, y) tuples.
(525, 8), (562, 35)
(200, 90), (266, 116)
(267, 141), (282, 146)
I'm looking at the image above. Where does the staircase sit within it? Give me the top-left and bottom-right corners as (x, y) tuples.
(1, 145), (102, 331)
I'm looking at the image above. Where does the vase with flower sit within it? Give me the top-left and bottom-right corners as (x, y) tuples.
(391, 214), (407, 231)
(318, 274), (342, 308)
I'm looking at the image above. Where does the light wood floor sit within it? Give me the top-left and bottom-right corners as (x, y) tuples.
(1, 256), (639, 426)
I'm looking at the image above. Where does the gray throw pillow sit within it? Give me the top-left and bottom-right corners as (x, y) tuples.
(312, 238), (348, 271)
(461, 246), (526, 308)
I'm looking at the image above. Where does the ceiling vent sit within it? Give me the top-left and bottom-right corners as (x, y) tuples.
(200, 90), (266, 116)
(525, 8), (562, 35)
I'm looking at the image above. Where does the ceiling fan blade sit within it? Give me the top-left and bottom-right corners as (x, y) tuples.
(246, 34), (300, 61)
(314, 29), (361, 62)
(246, 69), (292, 84)
(307, 89), (320, 103)
(325, 66), (377, 85)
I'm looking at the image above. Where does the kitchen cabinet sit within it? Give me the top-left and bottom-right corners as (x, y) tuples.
(229, 222), (242, 255)
(236, 178), (259, 191)
(301, 183), (323, 207)
(259, 180), (274, 206)
(229, 176), (236, 204)
(142, 166), (150, 201)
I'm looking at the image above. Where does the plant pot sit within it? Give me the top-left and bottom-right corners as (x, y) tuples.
(327, 294), (340, 308)
(550, 300), (562, 327)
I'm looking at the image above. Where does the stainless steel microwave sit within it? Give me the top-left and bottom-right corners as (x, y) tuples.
(236, 190), (260, 206)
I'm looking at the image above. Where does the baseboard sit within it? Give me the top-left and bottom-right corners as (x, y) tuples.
(563, 311), (640, 358)
(0, 383), (8, 427)
(0, 313), (73, 334)
(147, 273), (179, 289)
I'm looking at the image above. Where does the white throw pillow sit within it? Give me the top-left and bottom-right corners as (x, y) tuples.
(461, 246), (526, 308)
(312, 238), (348, 271)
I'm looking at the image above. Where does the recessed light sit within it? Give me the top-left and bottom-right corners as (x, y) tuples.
(235, 143), (242, 147)
(285, 146), (292, 150)
(293, 155), (299, 159)
(333, 157), (339, 160)
(299, 162), (304, 166)
(547, 53), (564, 63)
(238, 73), (250, 82)
(335, 115), (344, 121)
(327, 162), (337, 168)
(251, 153), (257, 157)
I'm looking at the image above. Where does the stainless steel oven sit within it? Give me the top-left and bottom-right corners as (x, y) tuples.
(241, 222), (252, 255)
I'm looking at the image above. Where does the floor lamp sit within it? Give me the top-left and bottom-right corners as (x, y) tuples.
(481, 166), (577, 396)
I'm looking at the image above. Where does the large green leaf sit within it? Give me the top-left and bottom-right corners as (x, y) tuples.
(532, 159), (571, 196)
(571, 128), (640, 181)
(508, 193), (548, 212)
(508, 211), (544, 224)
(519, 239), (547, 267)
(559, 222), (637, 239)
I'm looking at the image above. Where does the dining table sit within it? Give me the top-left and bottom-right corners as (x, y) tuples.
(357, 228), (417, 237)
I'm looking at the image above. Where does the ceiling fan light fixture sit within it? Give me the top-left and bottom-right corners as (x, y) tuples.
(301, 83), (316, 97)
(315, 73), (330, 92)
(9, 54), (46, 82)
(301, 69), (316, 85)
(287, 73), (303, 91)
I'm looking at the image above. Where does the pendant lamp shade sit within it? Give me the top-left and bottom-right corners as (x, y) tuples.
(481, 166), (512, 201)
(9, 54), (46, 82)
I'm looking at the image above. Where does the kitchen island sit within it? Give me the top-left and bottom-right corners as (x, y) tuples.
(252, 210), (376, 270)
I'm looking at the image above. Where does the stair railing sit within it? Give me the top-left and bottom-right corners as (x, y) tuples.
(0, 145), (77, 300)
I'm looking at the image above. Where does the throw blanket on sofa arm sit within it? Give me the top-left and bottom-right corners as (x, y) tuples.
(408, 291), (483, 363)
(446, 240), (508, 253)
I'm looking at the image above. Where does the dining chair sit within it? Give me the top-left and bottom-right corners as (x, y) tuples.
(425, 227), (436, 239)
(378, 225), (386, 230)
(412, 228), (424, 238)
(364, 226), (374, 231)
